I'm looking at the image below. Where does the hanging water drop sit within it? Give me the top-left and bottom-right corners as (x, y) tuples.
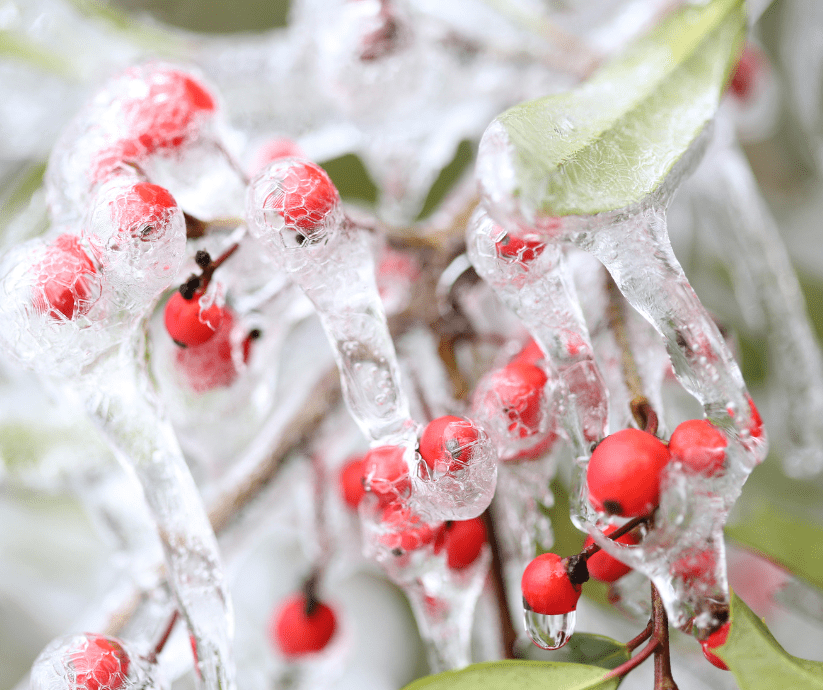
(523, 605), (576, 651)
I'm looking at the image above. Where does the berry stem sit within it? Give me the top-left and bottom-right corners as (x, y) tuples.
(652, 583), (679, 690)
(626, 617), (654, 652)
(480, 509), (519, 659)
(602, 633), (659, 681)
(147, 609), (180, 664)
(577, 514), (649, 562)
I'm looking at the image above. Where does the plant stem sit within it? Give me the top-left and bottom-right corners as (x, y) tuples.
(652, 583), (679, 690)
(146, 609), (180, 664)
(626, 618), (654, 652)
(481, 509), (519, 659)
(577, 514), (649, 561)
(602, 635), (659, 681)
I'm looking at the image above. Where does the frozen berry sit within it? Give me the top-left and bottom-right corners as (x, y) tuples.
(32, 234), (99, 320)
(110, 182), (178, 242)
(669, 419), (727, 476)
(700, 621), (730, 671)
(474, 361), (548, 438)
(362, 445), (410, 505)
(586, 428), (671, 517)
(175, 307), (247, 392)
(164, 291), (224, 347)
(379, 502), (441, 553)
(583, 525), (639, 583)
(338, 454), (367, 510)
(419, 415), (481, 472)
(269, 594), (337, 658)
(69, 635), (130, 690)
(440, 517), (487, 570)
(511, 338), (544, 366)
(251, 138), (306, 174)
(521, 552), (581, 615)
(495, 232), (545, 263)
(262, 160), (340, 236)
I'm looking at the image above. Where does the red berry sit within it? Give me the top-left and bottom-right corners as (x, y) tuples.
(164, 291), (224, 347)
(175, 307), (246, 392)
(583, 525), (639, 583)
(362, 445), (410, 505)
(338, 454), (367, 510)
(586, 428), (671, 517)
(440, 517), (487, 570)
(477, 361), (548, 437)
(122, 67), (216, 153)
(521, 552), (581, 615)
(251, 138), (306, 174)
(419, 415), (481, 473)
(728, 45), (762, 101)
(746, 395), (764, 441)
(495, 232), (544, 263)
(700, 621), (730, 671)
(262, 160), (339, 235)
(110, 182), (178, 242)
(90, 138), (144, 185)
(269, 594), (337, 658)
(69, 635), (130, 690)
(32, 234), (98, 320)
(379, 502), (441, 553)
(669, 419), (727, 476)
(511, 338), (544, 366)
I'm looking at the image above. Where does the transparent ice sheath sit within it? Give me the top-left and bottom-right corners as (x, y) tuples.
(246, 158), (496, 521)
(688, 115), (823, 477)
(0, 181), (236, 690)
(477, 114), (766, 629)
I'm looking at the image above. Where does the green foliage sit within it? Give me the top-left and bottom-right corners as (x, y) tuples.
(715, 592), (823, 689)
(399, 659), (621, 690)
(528, 633), (630, 671)
(492, 0), (745, 217)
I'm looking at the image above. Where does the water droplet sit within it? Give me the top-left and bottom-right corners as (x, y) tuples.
(523, 606), (575, 650)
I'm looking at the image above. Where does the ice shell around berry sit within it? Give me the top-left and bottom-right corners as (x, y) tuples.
(246, 158), (343, 258)
(29, 633), (156, 690)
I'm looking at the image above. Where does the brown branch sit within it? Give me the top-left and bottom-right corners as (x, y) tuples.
(626, 617), (654, 652)
(652, 584), (679, 690)
(146, 609), (179, 664)
(481, 509), (519, 660)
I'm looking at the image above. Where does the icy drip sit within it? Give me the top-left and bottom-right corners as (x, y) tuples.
(522, 606), (575, 651)
(691, 124), (823, 476)
(72, 345), (236, 690)
(466, 206), (608, 458)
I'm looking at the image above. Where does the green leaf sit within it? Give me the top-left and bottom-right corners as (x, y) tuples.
(526, 632), (630, 671)
(726, 502), (823, 592)
(400, 660), (619, 690)
(484, 0), (746, 218)
(715, 592), (823, 688)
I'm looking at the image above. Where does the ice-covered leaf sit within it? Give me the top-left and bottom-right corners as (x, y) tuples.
(715, 592), (823, 688)
(726, 505), (823, 592)
(400, 660), (619, 690)
(478, 0), (746, 219)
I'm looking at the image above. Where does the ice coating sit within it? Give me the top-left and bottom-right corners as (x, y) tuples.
(688, 116), (823, 477)
(246, 158), (497, 521)
(30, 634), (158, 690)
(466, 206), (609, 458)
(45, 63), (219, 222)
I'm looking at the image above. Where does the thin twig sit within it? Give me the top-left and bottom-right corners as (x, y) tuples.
(481, 509), (519, 659)
(652, 584), (679, 690)
(146, 609), (179, 664)
(626, 617), (654, 652)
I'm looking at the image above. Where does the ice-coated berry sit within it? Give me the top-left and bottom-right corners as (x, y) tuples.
(511, 338), (544, 366)
(269, 594), (337, 658)
(362, 445), (410, 505)
(474, 361), (548, 438)
(495, 232), (545, 263)
(419, 415), (481, 472)
(175, 307), (247, 392)
(439, 517), (487, 570)
(379, 502), (441, 553)
(338, 454), (367, 510)
(700, 621), (730, 671)
(69, 635), (131, 690)
(586, 428), (671, 517)
(669, 419), (727, 476)
(110, 182), (177, 242)
(521, 552), (581, 615)
(251, 138), (306, 174)
(262, 160), (340, 235)
(583, 525), (639, 583)
(164, 291), (224, 347)
(32, 234), (98, 320)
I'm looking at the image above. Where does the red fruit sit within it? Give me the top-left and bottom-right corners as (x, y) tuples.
(586, 428), (671, 517)
(669, 419), (727, 476)
(110, 182), (178, 242)
(269, 594), (337, 658)
(69, 635), (130, 690)
(583, 525), (639, 583)
(477, 361), (548, 438)
(362, 445), (410, 505)
(32, 234), (98, 320)
(511, 339), (544, 366)
(252, 138), (306, 174)
(122, 67), (216, 153)
(379, 502), (441, 553)
(164, 291), (224, 347)
(419, 415), (481, 472)
(440, 517), (487, 570)
(728, 45), (761, 101)
(90, 138), (144, 185)
(521, 552), (581, 615)
(746, 395), (764, 441)
(175, 307), (246, 392)
(700, 621), (730, 671)
(262, 160), (339, 235)
(338, 454), (367, 510)
(495, 232), (544, 263)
